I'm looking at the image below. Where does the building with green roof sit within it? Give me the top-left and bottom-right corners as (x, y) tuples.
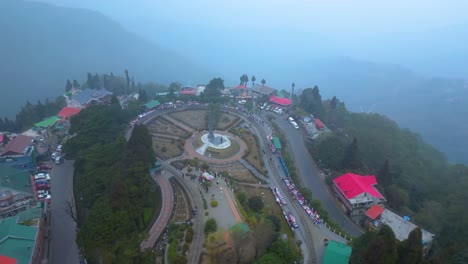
(33, 116), (60, 129)
(144, 100), (161, 109)
(322, 240), (352, 264)
(0, 216), (38, 264)
(0, 166), (33, 195)
(272, 137), (281, 150)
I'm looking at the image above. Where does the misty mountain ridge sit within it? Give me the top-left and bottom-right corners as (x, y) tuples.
(0, 0), (209, 117)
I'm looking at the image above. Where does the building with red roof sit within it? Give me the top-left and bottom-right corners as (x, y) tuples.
(364, 205), (384, 220)
(332, 173), (385, 218)
(313, 118), (325, 130)
(57, 107), (81, 120)
(0, 255), (17, 264)
(179, 87), (196, 96)
(1, 135), (33, 157)
(269, 95), (291, 106)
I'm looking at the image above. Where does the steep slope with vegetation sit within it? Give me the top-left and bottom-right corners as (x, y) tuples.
(297, 87), (468, 263)
(0, 0), (207, 118)
(65, 102), (158, 263)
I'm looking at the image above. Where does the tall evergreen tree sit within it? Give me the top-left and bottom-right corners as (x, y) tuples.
(125, 69), (130, 89)
(86, 72), (93, 88)
(330, 96), (338, 109)
(342, 138), (362, 171)
(398, 228), (423, 264)
(93, 74), (100, 89)
(291, 82), (295, 99)
(65, 79), (72, 92)
(73, 80), (80, 89)
(261, 79), (266, 86)
(251, 75), (256, 87)
(377, 160), (392, 187)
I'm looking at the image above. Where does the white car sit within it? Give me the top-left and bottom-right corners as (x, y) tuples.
(35, 173), (51, 180)
(51, 152), (58, 159)
(291, 121), (300, 129)
(288, 117), (295, 123)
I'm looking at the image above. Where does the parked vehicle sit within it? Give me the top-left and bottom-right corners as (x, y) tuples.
(55, 156), (62, 165)
(37, 164), (52, 170)
(51, 152), (58, 159)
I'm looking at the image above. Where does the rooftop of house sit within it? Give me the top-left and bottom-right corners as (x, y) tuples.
(333, 173), (384, 200)
(379, 209), (435, 244)
(33, 116), (60, 129)
(0, 216), (38, 264)
(71, 88), (112, 105)
(1, 135), (33, 157)
(57, 107), (81, 119)
(144, 100), (161, 109)
(322, 241), (352, 264)
(0, 167), (34, 195)
(251, 84), (276, 95)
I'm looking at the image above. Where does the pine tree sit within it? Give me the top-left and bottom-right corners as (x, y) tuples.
(72, 80), (80, 89)
(87, 72), (93, 88)
(330, 96), (337, 109)
(65, 79), (72, 92)
(398, 228), (423, 264)
(125, 69), (130, 89)
(261, 79), (266, 86)
(377, 160), (392, 187)
(342, 138), (362, 171)
(252, 75), (256, 87)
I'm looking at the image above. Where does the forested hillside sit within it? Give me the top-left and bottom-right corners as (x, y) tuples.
(0, 0), (207, 118)
(65, 102), (158, 263)
(299, 87), (468, 263)
(288, 57), (468, 165)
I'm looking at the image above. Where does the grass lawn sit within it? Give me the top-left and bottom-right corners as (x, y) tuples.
(221, 163), (259, 184)
(153, 138), (184, 159)
(215, 112), (240, 130)
(206, 139), (240, 159)
(170, 110), (207, 131)
(240, 186), (297, 245)
(241, 132), (265, 174)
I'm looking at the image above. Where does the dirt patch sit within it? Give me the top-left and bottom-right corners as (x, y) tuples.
(170, 110), (207, 131)
(216, 112), (240, 130)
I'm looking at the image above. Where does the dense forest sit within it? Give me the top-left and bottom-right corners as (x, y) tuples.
(0, 97), (66, 132)
(65, 102), (158, 263)
(297, 86), (468, 263)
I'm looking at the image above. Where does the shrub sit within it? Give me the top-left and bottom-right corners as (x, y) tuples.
(185, 227), (193, 243)
(236, 192), (247, 205)
(182, 243), (189, 254)
(248, 195), (264, 211)
(204, 218), (217, 235)
(211, 200), (218, 207)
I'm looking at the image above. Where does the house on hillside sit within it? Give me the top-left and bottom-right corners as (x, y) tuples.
(0, 166), (35, 218)
(0, 135), (36, 171)
(332, 173), (386, 220)
(0, 207), (47, 264)
(364, 205), (435, 255)
(70, 88), (113, 108)
(57, 107), (81, 121)
(179, 87), (196, 96)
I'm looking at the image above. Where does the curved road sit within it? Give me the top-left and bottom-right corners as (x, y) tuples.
(272, 116), (363, 237)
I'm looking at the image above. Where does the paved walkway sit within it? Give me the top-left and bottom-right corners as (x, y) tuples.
(140, 171), (174, 251)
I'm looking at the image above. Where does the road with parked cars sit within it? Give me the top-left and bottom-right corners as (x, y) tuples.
(49, 159), (79, 264)
(272, 116), (363, 237)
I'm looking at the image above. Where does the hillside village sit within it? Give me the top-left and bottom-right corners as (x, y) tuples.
(0, 75), (441, 264)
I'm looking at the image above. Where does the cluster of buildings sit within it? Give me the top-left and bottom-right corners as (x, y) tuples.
(0, 88), (114, 263)
(332, 173), (435, 254)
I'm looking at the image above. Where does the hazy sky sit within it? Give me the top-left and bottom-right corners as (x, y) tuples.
(33, 0), (468, 81)
(35, 0), (468, 33)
